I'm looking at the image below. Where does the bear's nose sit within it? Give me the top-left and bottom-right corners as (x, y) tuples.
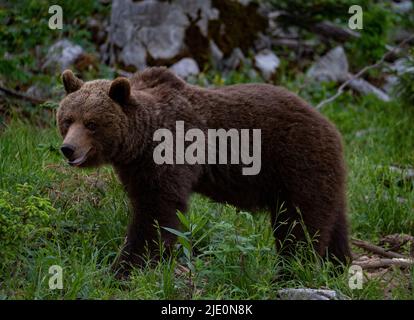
(60, 144), (75, 159)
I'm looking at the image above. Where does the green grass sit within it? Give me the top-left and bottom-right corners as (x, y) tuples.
(0, 93), (413, 300)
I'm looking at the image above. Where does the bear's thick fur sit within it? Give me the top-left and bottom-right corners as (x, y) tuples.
(57, 67), (351, 276)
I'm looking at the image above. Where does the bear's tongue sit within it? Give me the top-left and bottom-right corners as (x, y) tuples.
(69, 148), (91, 166)
(69, 154), (87, 166)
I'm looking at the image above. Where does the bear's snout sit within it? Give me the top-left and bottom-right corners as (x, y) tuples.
(61, 144), (75, 160)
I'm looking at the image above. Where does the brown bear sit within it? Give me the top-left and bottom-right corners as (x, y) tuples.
(57, 67), (351, 277)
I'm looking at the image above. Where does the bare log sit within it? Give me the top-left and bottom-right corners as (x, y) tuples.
(271, 12), (360, 42)
(353, 258), (414, 270)
(311, 21), (360, 42)
(352, 238), (406, 259)
(271, 38), (316, 53)
(0, 85), (46, 104)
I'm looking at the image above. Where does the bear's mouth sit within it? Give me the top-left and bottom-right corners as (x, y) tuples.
(69, 148), (92, 167)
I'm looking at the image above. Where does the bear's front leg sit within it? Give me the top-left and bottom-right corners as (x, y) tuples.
(112, 190), (188, 279)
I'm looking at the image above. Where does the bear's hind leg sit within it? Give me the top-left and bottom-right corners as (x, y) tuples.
(270, 196), (336, 262)
(327, 210), (352, 265)
(270, 202), (306, 256)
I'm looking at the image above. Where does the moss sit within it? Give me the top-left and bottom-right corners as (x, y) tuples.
(208, 0), (268, 57)
(184, 20), (210, 69)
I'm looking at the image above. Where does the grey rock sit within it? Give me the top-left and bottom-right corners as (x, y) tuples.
(109, 0), (218, 68)
(308, 46), (391, 101)
(42, 39), (83, 72)
(383, 58), (414, 94)
(390, 58), (414, 75)
(248, 69), (259, 80)
(224, 48), (246, 70)
(307, 46), (349, 83)
(348, 78), (391, 102)
(254, 49), (280, 80)
(26, 84), (49, 100)
(391, 0), (413, 14)
(254, 32), (272, 51)
(120, 41), (147, 70)
(169, 58), (200, 79)
(210, 40), (224, 69)
(388, 165), (414, 180)
(278, 288), (347, 300)
(383, 75), (399, 94)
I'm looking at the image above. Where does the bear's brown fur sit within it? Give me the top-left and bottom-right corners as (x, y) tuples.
(57, 67), (351, 277)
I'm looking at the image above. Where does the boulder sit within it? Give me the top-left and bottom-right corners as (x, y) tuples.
(26, 84), (49, 100)
(254, 49), (280, 80)
(389, 58), (414, 75)
(348, 78), (391, 102)
(209, 40), (224, 70)
(223, 48), (246, 70)
(391, 0), (413, 14)
(169, 58), (200, 79)
(307, 46), (349, 83)
(108, 0), (268, 70)
(278, 288), (347, 300)
(308, 46), (391, 101)
(109, 0), (218, 69)
(42, 39), (84, 72)
(383, 58), (414, 94)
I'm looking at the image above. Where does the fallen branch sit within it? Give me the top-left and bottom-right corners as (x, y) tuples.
(272, 13), (360, 42)
(271, 38), (316, 54)
(352, 238), (406, 259)
(353, 258), (414, 270)
(0, 85), (46, 104)
(311, 21), (360, 42)
(315, 35), (414, 110)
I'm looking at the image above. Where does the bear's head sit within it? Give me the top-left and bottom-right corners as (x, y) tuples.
(57, 70), (131, 167)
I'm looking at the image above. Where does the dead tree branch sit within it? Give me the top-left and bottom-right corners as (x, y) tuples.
(353, 258), (414, 270)
(0, 85), (46, 104)
(315, 35), (414, 110)
(311, 21), (360, 42)
(352, 238), (406, 259)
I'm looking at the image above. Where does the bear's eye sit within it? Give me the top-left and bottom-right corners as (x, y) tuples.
(85, 121), (97, 131)
(62, 119), (73, 129)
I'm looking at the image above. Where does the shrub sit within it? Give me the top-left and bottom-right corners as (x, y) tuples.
(0, 183), (55, 261)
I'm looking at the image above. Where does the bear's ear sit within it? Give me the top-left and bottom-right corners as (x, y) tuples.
(109, 77), (131, 105)
(61, 69), (84, 94)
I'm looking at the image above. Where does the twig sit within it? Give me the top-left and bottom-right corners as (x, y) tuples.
(351, 238), (406, 259)
(353, 258), (414, 270)
(311, 21), (360, 42)
(315, 35), (414, 110)
(0, 85), (46, 104)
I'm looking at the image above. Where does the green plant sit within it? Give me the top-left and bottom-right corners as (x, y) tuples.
(0, 0), (109, 88)
(163, 210), (210, 298)
(394, 52), (414, 108)
(346, 4), (392, 69)
(0, 183), (55, 261)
